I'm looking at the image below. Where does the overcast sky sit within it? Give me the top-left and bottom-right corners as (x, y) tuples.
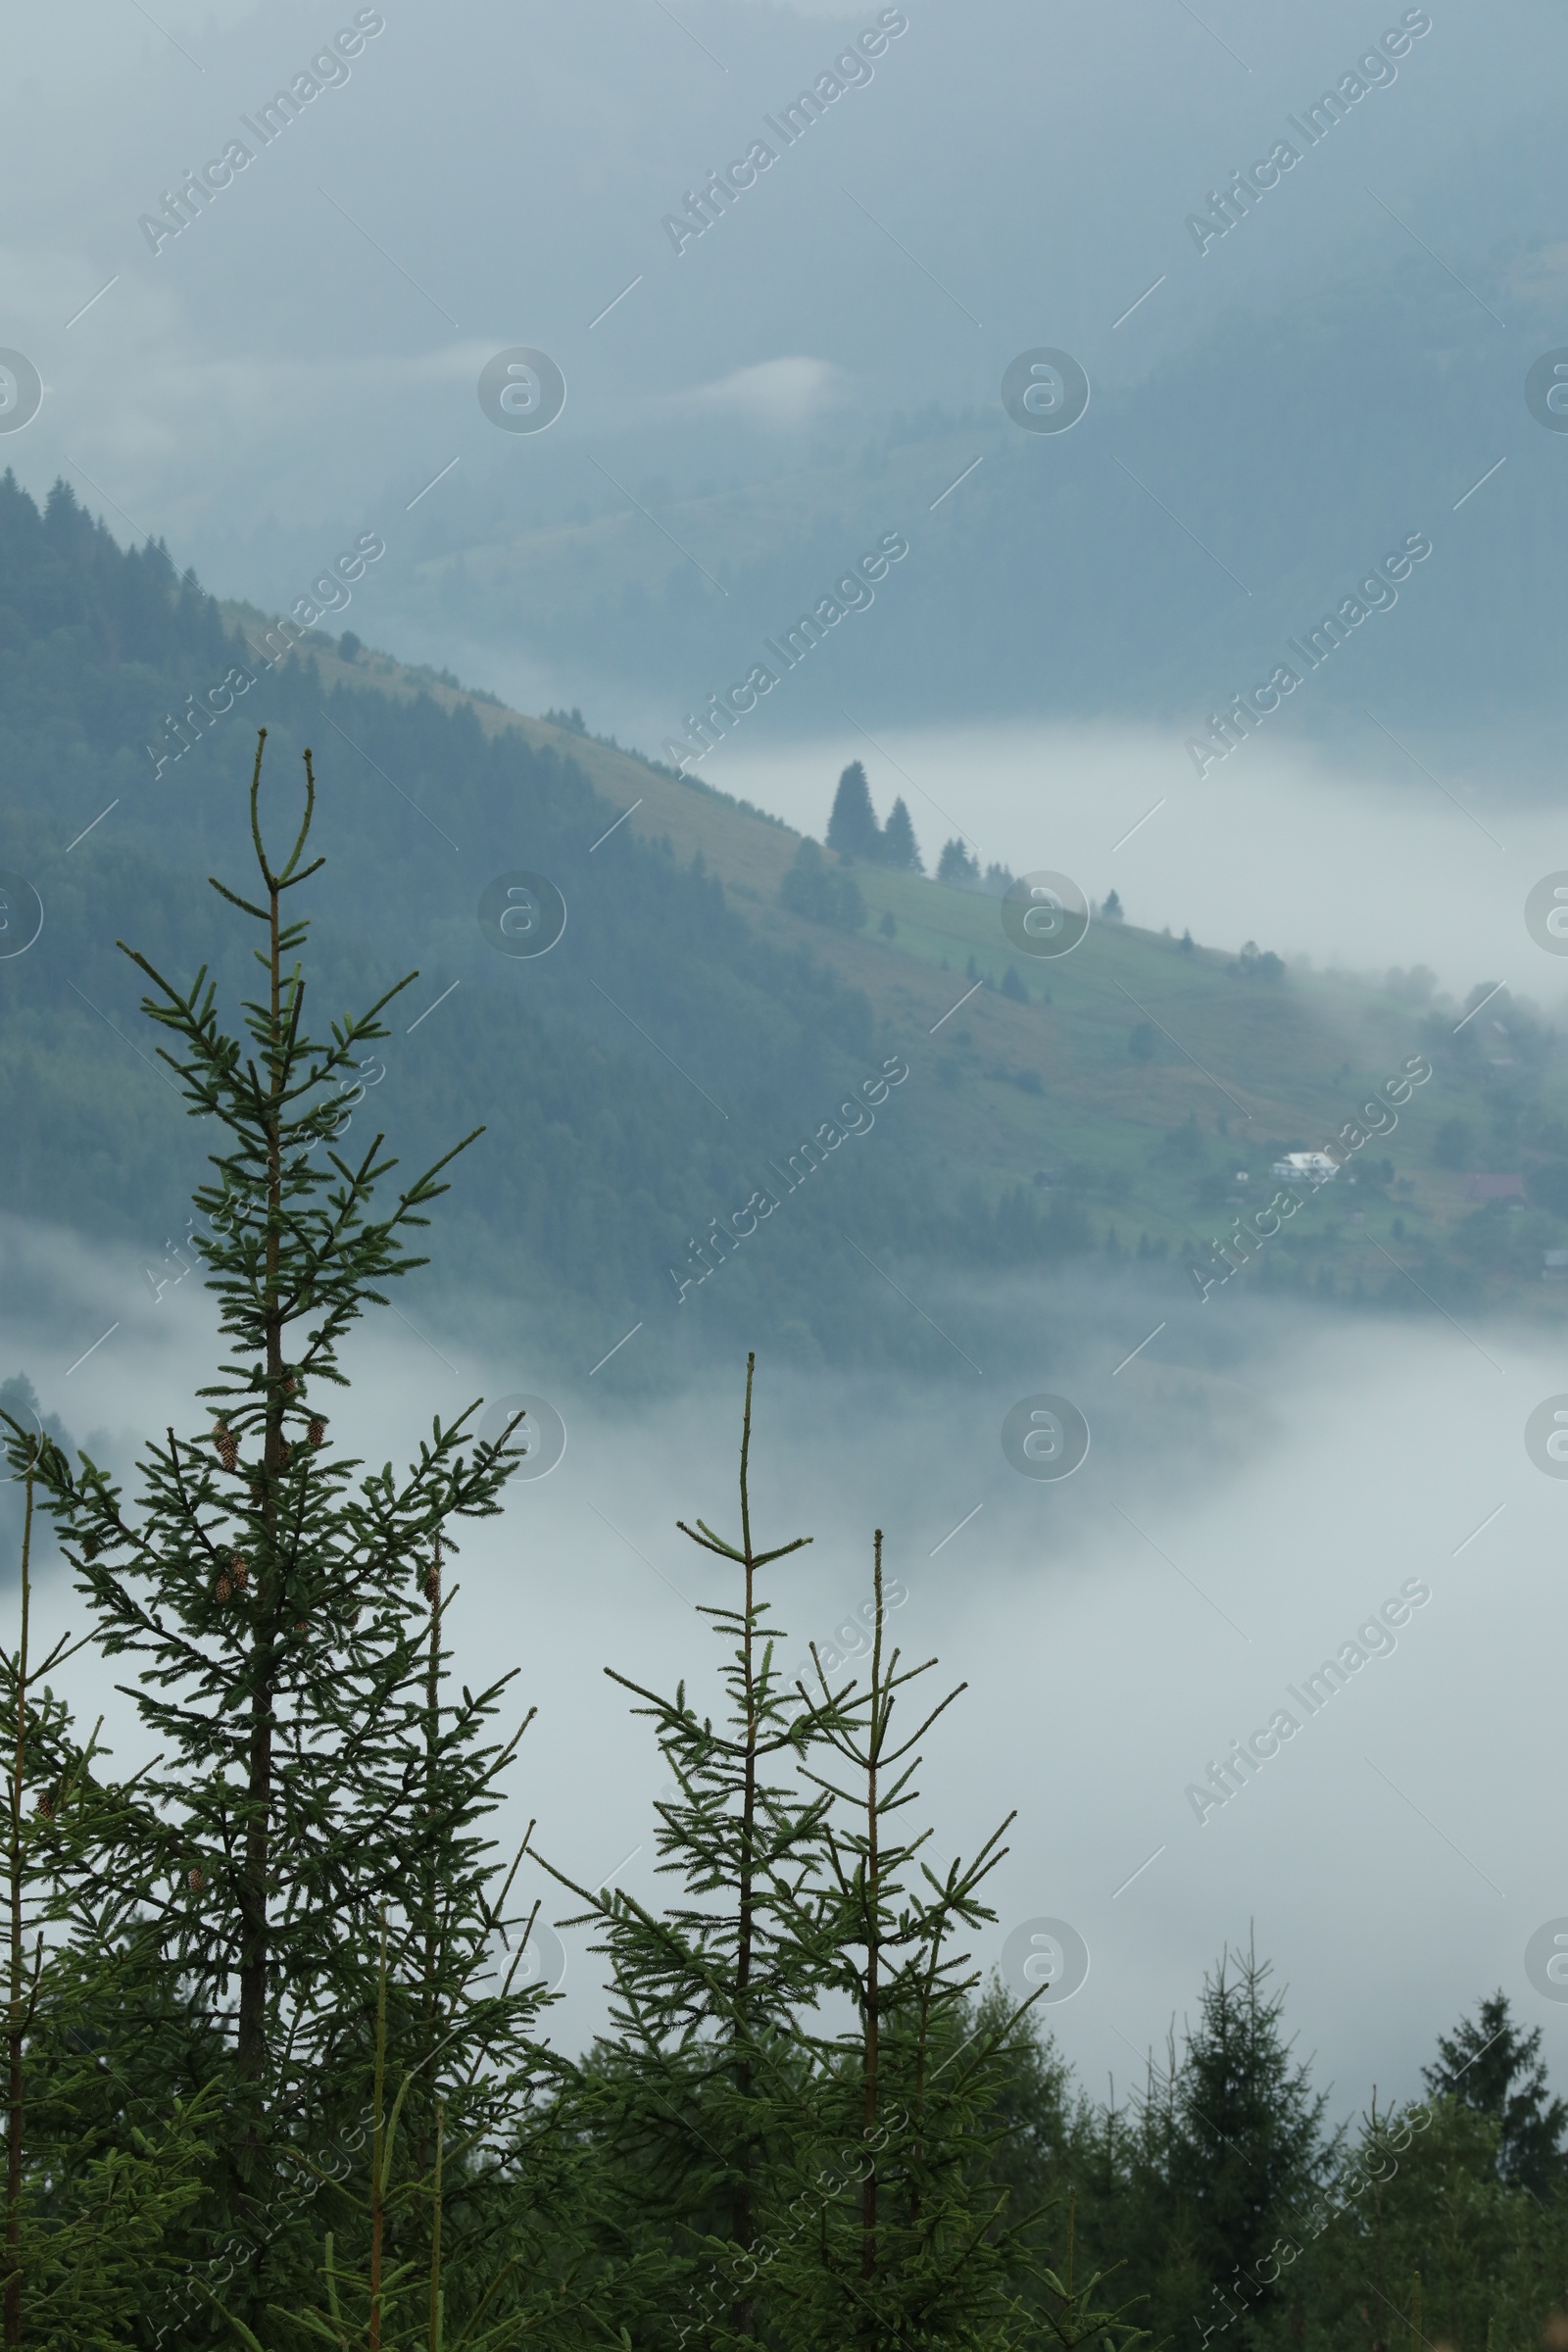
(2, 0), (1562, 589)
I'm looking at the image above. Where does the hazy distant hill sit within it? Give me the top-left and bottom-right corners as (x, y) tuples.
(378, 247), (1568, 766)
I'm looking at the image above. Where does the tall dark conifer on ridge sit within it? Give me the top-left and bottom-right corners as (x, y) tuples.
(827, 761), (881, 860)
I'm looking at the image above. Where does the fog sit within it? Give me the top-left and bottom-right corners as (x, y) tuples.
(5, 1205), (1562, 2128)
(708, 719), (1568, 1001)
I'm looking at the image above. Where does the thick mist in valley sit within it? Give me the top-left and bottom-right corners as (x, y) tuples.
(708, 720), (1568, 1001)
(3, 1207), (1556, 2132)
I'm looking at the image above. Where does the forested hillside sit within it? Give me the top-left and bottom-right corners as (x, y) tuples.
(4, 474), (1566, 1384)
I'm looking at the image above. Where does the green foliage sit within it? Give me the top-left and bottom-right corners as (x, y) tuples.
(15, 738), (552, 2336)
(1422, 1989), (1568, 2195)
(1163, 1942), (1333, 2344)
(531, 1355), (851, 2346)
(0, 1379), (69, 1589)
(0, 1432), (217, 2349)
(778, 1536), (1096, 2352)
(524, 1381), (1147, 2352)
(1290, 2092), (1568, 2352)
(780, 839), (869, 932)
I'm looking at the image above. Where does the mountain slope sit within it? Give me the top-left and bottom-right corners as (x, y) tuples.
(2, 477), (1564, 1400)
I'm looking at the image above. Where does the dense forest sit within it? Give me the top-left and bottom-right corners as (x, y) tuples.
(0, 739), (1562, 2347)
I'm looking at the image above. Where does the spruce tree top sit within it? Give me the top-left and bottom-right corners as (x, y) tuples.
(15, 730), (532, 2162)
(879, 797), (922, 874)
(1424, 1990), (1568, 2193)
(826, 761), (880, 860)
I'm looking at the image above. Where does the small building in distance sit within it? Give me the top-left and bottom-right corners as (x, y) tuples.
(1270, 1152), (1339, 1183)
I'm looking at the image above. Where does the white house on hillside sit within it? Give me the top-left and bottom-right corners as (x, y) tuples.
(1269, 1152), (1339, 1182)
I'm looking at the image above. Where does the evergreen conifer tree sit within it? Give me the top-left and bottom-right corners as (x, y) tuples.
(782, 1533), (1138, 2352)
(1295, 2087), (1552, 2352)
(532, 1355), (856, 2348)
(17, 732), (544, 2326)
(879, 799), (922, 874)
(1163, 1941), (1330, 2348)
(0, 1381), (67, 1586)
(0, 1427), (215, 2350)
(827, 762), (881, 861)
(1423, 1990), (1568, 2194)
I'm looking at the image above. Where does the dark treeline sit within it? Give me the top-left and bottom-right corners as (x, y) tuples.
(0, 735), (1563, 2347)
